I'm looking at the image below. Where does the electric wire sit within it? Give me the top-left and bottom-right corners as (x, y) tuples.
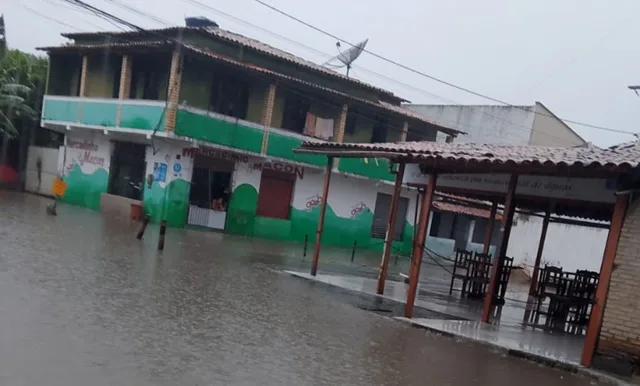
(253, 0), (637, 137)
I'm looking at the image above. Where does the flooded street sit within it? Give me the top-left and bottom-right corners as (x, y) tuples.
(0, 192), (606, 385)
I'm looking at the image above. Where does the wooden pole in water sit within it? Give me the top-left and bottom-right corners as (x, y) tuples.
(310, 156), (333, 276)
(482, 174), (518, 323)
(405, 171), (436, 318)
(137, 215), (151, 240)
(377, 162), (405, 295)
(157, 220), (167, 250)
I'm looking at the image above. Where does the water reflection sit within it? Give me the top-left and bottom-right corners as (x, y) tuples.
(0, 193), (604, 385)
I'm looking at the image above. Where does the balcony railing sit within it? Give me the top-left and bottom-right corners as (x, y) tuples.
(41, 95), (394, 181)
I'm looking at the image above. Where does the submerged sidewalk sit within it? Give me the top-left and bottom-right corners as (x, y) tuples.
(285, 270), (630, 385)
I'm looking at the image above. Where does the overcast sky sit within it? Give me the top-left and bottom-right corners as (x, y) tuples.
(3, 0), (640, 147)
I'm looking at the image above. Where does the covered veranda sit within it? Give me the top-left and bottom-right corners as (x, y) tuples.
(293, 140), (640, 368)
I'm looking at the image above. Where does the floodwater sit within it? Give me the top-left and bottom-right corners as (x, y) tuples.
(0, 192), (606, 385)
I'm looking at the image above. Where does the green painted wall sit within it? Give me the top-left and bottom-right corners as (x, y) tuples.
(175, 109), (264, 153)
(43, 97), (165, 131)
(60, 163), (109, 210)
(143, 179), (191, 227)
(226, 183), (413, 255)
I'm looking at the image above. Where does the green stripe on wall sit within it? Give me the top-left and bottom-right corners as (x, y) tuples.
(175, 110), (263, 153)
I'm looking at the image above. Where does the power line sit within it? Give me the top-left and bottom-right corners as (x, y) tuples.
(19, 2), (81, 31)
(53, 0), (611, 146)
(253, 0), (636, 137)
(54, 0), (432, 142)
(37, 0), (110, 31)
(179, 0), (594, 144)
(102, 0), (171, 28)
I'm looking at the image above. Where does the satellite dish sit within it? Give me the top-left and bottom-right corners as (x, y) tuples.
(323, 39), (369, 77)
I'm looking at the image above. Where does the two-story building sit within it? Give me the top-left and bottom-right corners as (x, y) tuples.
(37, 19), (462, 254)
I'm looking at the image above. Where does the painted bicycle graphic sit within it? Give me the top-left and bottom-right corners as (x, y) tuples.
(305, 194), (323, 211)
(350, 202), (368, 219)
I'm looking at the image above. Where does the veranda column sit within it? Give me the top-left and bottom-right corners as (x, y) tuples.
(260, 83), (277, 155)
(482, 174), (518, 323)
(310, 156), (334, 276)
(522, 204), (552, 323)
(581, 193), (629, 366)
(164, 50), (183, 132)
(482, 201), (497, 255)
(405, 172), (437, 318)
(376, 162), (406, 294)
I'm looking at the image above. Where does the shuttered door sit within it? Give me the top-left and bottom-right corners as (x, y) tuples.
(256, 170), (295, 219)
(371, 193), (409, 240)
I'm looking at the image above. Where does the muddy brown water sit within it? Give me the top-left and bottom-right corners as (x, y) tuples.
(0, 193), (606, 385)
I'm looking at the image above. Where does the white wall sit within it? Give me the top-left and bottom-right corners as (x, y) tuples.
(508, 214), (608, 275)
(25, 146), (59, 197)
(404, 105), (535, 145)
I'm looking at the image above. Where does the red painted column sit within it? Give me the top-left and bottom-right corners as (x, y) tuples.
(482, 174), (518, 323)
(377, 163), (406, 294)
(581, 193), (629, 367)
(404, 172), (437, 318)
(310, 156), (334, 276)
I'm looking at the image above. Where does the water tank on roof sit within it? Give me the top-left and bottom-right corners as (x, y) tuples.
(185, 17), (219, 28)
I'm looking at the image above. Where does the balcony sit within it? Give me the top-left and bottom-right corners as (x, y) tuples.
(41, 95), (395, 181)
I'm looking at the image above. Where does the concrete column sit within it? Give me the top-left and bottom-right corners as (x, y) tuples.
(77, 55), (89, 123)
(400, 121), (409, 142)
(164, 50), (183, 132)
(78, 55), (89, 97)
(260, 83), (277, 155)
(333, 104), (348, 168)
(116, 55), (132, 127)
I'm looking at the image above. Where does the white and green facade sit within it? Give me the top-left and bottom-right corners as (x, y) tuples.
(38, 26), (460, 254)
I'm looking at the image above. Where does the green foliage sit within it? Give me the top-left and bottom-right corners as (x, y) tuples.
(0, 48), (48, 137)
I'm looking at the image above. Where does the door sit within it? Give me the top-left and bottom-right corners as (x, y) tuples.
(371, 192), (409, 240)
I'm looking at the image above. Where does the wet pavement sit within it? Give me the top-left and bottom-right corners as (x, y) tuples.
(0, 192), (611, 385)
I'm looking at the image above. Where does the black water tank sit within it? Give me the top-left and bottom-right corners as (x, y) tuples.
(185, 17), (219, 28)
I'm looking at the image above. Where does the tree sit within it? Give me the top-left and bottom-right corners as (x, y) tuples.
(0, 50), (48, 137)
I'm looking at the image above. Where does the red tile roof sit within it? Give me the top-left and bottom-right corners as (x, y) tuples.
(60, 27), (399, 99)
(38, 40), (464, 136)
(298, 140), (640, 175)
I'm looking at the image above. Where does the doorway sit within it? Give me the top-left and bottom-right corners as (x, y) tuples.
(187, 152), (234, 230)
(108, 141), (146, 200)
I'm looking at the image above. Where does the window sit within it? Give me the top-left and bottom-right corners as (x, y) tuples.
(281, 93), (310, 134)
(371, 192), (409, 240)
(371, 116), (388, 143)
(344, 111), (357, 136)
(256, 169), (295, 220)
(209, 70), (249, 119)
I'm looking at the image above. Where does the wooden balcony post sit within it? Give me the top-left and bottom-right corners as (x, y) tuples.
(400, 121), (409, 142)
(376, 162), (406, 294)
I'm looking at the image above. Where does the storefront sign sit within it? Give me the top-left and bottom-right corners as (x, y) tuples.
(403, 164), (616, 203)
(64, 138), (106, 175)
(182, 147), (249, 163)
(67, 139), (98, 151)
(253, 162), (305, 179)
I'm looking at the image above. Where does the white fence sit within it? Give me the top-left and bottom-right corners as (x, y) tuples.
(25, 146), (59, 197)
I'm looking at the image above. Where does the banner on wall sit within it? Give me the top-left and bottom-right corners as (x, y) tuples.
(402, 164), (616, 203)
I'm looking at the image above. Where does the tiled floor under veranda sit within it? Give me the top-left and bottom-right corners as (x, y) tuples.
(286, 251), (587, 367)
